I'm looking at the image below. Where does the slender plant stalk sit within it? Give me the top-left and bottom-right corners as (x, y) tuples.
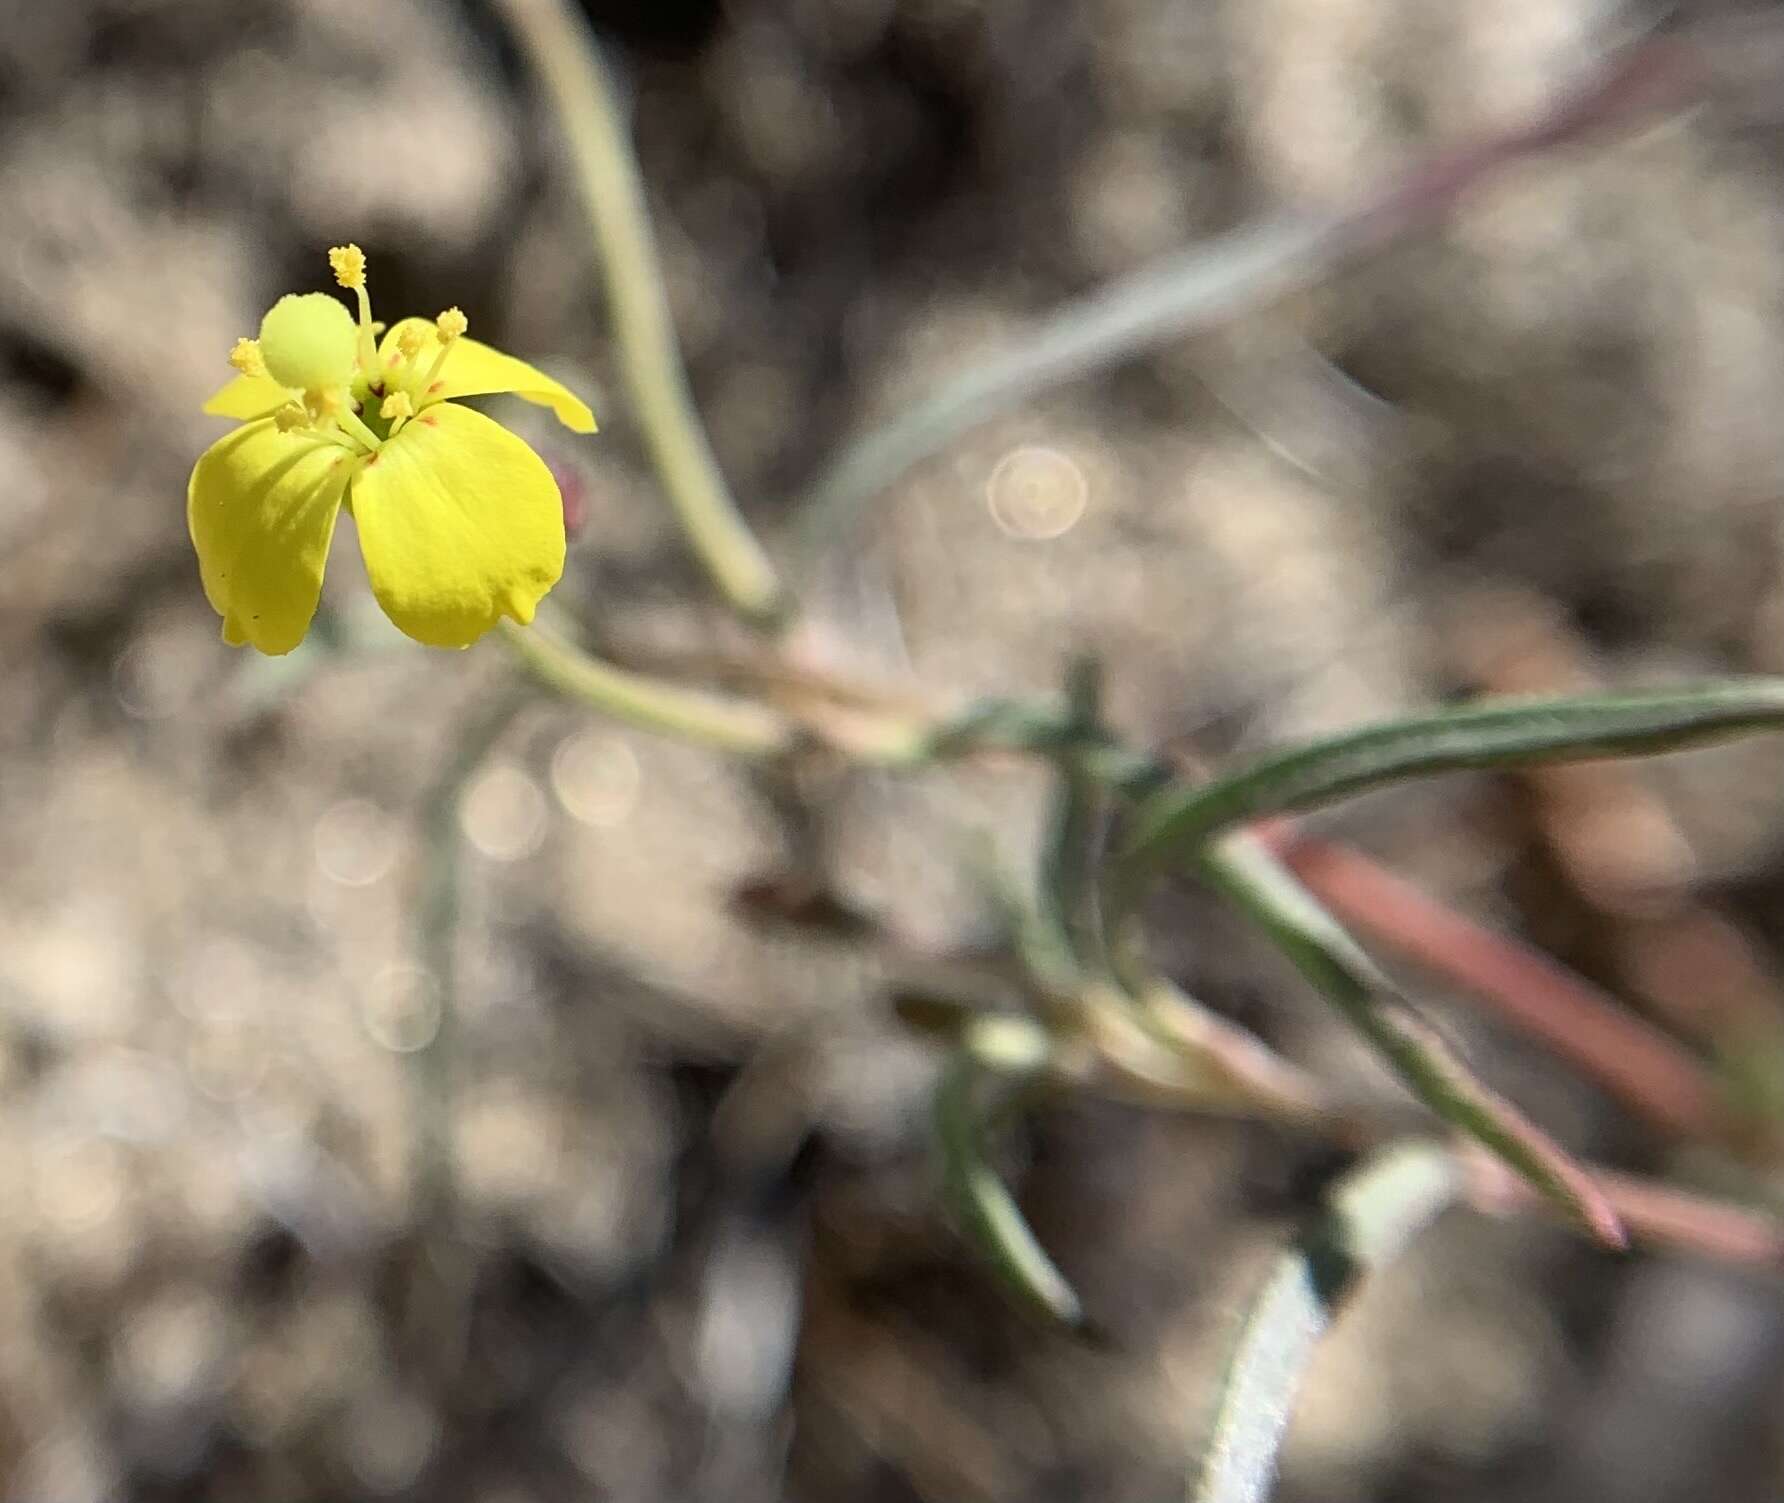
(496, 0), (792, 629)
(404, 689), (531, 1382)
(413, 689), (531, 1221)
(1463, 1150), (1784, 1267)
(498, 620), (796, 757)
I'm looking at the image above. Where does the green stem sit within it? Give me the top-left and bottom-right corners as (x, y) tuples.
(498, 619), (796, 757)
(496, 0), (792, 630)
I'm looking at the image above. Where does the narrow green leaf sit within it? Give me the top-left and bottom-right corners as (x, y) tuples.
(1122, 681), (1784, 874)
(1199, 833), (1625, 1248)
(935, 1021), (1085, 1328)
(1192, 1142), (1462, 1503)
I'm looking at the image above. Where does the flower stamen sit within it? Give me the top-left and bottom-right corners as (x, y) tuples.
(380, 390), (414, 438)
(229, 338), (268, 379)
(418, 307), (467, 393)
(269, 402), (359, 456)
(395, 324), (428, 365)
(329, 244), (379, 375)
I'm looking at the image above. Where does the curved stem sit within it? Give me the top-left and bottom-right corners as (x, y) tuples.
(498, 619), (796, 757)
(496, 0), (792, 630)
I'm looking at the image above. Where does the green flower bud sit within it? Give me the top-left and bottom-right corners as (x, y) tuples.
(258, 292), (358, 392)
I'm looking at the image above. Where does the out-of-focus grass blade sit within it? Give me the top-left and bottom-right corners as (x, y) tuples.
(1200, 833), (1625, 1248)
(935, 1021), (1085, 1328)
(794, 215), (1332, 562)
(794, 41), (1695, 565)
(411, 689), (532, 1224)
(1192, 1142), (1462, 1503)
(1122, 682), (1784, 875)
(1039, 660), (1106, 965)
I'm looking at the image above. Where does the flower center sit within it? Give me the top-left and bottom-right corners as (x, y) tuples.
(225, 247), (468, 459)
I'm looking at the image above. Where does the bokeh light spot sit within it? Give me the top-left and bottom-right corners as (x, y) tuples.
(549, 730), (641, 828)
(313, 798), (398, 887)
(459, 763), (548, 861)
(986, 445), (1089, 540)
(33, 1134), (126, 1233)
(362, 965), (442, 1054)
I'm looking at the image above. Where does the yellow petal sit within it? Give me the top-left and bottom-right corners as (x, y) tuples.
(202, 373), (295, 421)
(379, 318), (596, 434)
(187, 419), (353, 654)
(349, 403), (566, 648)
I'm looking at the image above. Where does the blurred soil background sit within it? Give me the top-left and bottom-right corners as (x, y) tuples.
(7, 0), (1784, 1499)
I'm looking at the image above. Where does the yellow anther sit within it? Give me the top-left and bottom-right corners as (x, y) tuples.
(380, 391), (414, 422)
(396, 324), (428, 360)
(435, 306), (468, 343)
(329, 244), (367, 290)
(228, 337), (266, 378)
(330, 244), (378, 372)
(273, 404), (309, 433)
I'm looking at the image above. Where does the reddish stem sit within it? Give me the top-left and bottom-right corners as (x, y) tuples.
(1466, 1149), (1784, 1267)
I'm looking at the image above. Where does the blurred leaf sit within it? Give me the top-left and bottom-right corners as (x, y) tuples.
(1122, 681), (1784, 875)
(1199, 833), (1625, 1247)
(1192, 1141), (1462, 1503)
(794, 215), (1334, 562)
(935, 1020), (1085, 1329)
(1039, 659), (1106, 967)
(793, 38), (1699, 565)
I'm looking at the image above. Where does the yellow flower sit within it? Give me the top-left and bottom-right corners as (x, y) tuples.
(190, 245), (596, 654)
